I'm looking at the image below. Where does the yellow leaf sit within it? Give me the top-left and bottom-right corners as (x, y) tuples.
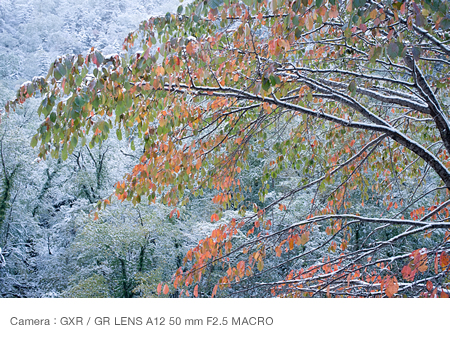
(257, 260), (264, 272)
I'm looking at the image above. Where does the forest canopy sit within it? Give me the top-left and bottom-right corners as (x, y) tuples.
(6, 0), (450, 297)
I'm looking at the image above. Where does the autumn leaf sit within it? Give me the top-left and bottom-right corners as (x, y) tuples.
(211, 284), (218, 298)
(385, 277), (399, 298)
(257, 260), (264, 272)
(8, 0), (450, 300)
(401, 265), (415, 282)
(157, 283), (162, 295)
(194, 285), (199, 298)
(440, 252), (450, 268)
(306, 15), (314, 30)
(163, 284), (169, 295)
(186, 41), (196, 56)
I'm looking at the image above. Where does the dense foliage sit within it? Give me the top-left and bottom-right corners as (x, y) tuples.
(5, 0), (450, 297)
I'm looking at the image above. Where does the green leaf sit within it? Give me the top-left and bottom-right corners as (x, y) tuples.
(348, 79), (356, 94)
(61, 144), (68, 161)
(54, 69), (62, 81)
(440, 18), (450, 30)
(412, 46), (421, 61)
(27, 83), (35, 95)
(70, 135), (78, 150)
(75, 75), (83, 87)
(262, 77), (271, 91)
(50, 112), (57, 123)
(94, 51), (104, 65)
(30, 136), (38, 148)
(387, 42), (399, 59)
(57, 63), (66, 76)
(344, 28), (352, 38)
(208, 0), (223, 9)
(116, 129), (122, 141)
(353, 0), (366, 8)
(415, 13), (424, 27)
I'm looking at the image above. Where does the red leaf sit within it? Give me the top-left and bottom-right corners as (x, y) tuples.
(401, 265), (413, 281)
(435, 253), (439, 274)
(194, 285), (199, 298)
(426, 280), (433, 292)
(157, 283), (162, 295)
(163, 284), (169, 295)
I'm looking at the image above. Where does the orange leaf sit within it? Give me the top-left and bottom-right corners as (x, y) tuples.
(426, 280), (433, 292)
(194, 285), (199, 298)
(300, 232), (309, 245)
(289, 238), (294, 250)
(275, 246), (282, 257)
(211, 213), (219, 222)
(440, 251), (450, 267)
(157, 283), (162, 295)
(186, 41), (196, 56)
(163, 284), (169, 295)
(418, 262), (428, 273)
(385, 277), (399, 298)
(211, 284), (218, 298)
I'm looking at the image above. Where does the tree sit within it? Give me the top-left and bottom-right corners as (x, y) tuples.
(6, 0), (450, 297)
(62, 200), (188, 298)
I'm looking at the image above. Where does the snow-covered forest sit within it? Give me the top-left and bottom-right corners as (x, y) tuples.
(0, 0), (197, 298)
(1, 0), (450, 298)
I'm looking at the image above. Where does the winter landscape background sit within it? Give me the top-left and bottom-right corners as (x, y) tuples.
(0, 0), (199, 297)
